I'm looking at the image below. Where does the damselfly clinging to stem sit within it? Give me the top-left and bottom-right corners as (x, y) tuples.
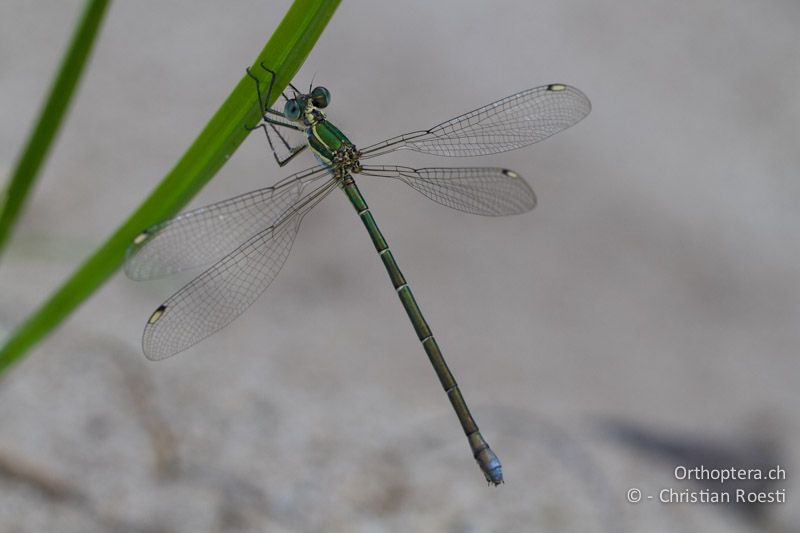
(125, 64), (591, 485)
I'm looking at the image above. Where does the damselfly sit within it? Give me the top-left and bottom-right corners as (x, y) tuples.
(125, 65), (591, 485)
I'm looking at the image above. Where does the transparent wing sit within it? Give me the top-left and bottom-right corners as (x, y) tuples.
(141, 178), (338, 360)
(360, 165), (536, 216)
(124, 165), (331, 281)
(360, 84), (590, 159)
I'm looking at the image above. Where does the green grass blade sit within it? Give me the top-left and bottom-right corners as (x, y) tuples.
(0, 0), (340, 375)
(0, 0), (111, 258)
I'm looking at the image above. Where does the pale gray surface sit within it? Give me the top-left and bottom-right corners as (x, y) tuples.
(0, 1), (798, 531)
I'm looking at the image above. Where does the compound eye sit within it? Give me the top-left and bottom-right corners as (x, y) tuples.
(310, 86), (330, 108)
(283, 99), (303, 121)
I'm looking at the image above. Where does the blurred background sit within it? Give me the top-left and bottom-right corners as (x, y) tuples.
(1, 1), (798, 531)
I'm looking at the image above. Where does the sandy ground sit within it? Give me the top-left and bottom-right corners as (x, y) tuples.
(0, 1), (798, 531)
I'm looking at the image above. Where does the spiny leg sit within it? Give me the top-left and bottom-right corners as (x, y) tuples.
(258, 61), (293, 102)
(247, 63), (289, 117)
(246, 66), (269, 118)
(248, 121), (308, 168)
(340, 175), (503, 485)
(245, 66), (307, 167)
(270, 122), (298, 154)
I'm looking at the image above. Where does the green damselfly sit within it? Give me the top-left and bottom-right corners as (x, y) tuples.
(125, 65), (590, 485)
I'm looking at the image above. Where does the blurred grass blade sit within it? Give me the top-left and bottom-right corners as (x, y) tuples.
(0, 0), (111, 258)
(0, 0), (340, 375)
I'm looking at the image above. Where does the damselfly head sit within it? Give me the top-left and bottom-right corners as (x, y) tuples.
(284, 86), (330, 124)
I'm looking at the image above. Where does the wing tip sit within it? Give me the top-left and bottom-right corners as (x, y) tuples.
(501, 168), (537, 214)
(546, 83), (592, 114)
(142, 304), (172, 361)
(124, 229), (154, 280)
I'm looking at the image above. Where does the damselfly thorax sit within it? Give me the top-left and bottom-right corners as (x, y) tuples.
(302, 109), (363, 177)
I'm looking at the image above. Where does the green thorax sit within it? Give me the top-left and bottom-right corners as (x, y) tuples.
(307, 120), (352, 166)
